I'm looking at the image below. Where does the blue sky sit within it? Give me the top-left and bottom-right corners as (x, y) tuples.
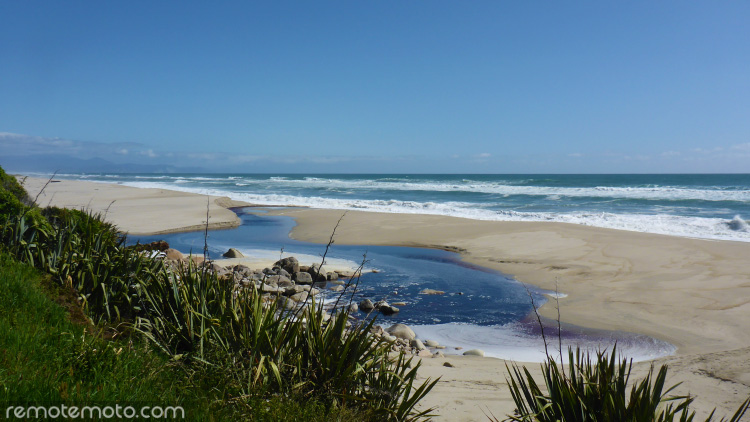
(1, 1), (749, 173)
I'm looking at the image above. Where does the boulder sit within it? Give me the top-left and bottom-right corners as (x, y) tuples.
(462, 349), (485, 357)
(189, 256), (205, 264)
(419, 288), (445, 295)
(223, 248), (244, 258)
(277, 296), (297, 310)
(277, 278), (294, 288)
(293, 271), (313, 284)
(326, 272), (338, 281)
(424, 340), (439, 348)
(378, 304), (399, 315)
(348, 303), (359, 313)
(386, 324), (416, 341)
(290, 292), (312, 302)
(274, 257), (300, 274)
(374, 300), (400, 315)
(165, 248), (184, 260)
(433, 351), (445, 358)
(359, 299), (375, 312)
(329, 285), (344, 292)
(443, 361), (454, 368)
(261, 284), (283, 294)
(308, 264), (328, 282)
(417, 349), (432, 358)
(410, 339), (426, 350)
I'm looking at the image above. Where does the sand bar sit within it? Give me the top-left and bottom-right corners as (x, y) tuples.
(18, 177), (750, 419)
(22, 177), (246, 235)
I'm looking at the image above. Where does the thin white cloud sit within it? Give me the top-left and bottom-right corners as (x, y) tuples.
(140, 149), (158, 158)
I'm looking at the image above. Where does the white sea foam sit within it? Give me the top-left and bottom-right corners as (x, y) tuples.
(118, 181), (750, 242)
(220, 177), (750, 202)
(409, 323), (675, 363)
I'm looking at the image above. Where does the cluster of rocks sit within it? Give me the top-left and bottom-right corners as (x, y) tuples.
(160, 250), (357, 307)
(156, 246), (487, 359)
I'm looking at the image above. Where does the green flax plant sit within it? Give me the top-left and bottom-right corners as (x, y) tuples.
(500, 347), (749, 422)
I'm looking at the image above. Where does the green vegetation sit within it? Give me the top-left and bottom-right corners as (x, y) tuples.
(500, 347), (749, 422)
(0, 168), (437, 420)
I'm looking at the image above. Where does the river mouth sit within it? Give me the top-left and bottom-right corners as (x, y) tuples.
(128, 206), (675, 363)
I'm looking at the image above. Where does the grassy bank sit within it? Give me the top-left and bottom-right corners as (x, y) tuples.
(0, 252), (377, 420)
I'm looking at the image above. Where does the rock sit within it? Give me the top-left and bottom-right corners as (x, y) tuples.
(359, 299), (375, 312)
(290, 292), (312, 302)
(337, 270), (355, 278)
(261, 284), (283, 294)
(330, 285), (344, 292)
(274, 257), (300, 274)
(277, 296), (297, 310)
(436, 345), (446, 350)
(443, 361), (454, 368)
(419, 288), (445, 295)
(223, 248), (244, 258)
(330, 279), (346, 285)
(378, 304), (399, 315)
(278, 268), (291, 278)
(165, 248), (184, 260)
(424, 340), (439, 348)
(299, 265), (310, 272)
(326, 272), (338, 281)
(462, 349), (485, 357)
(386, 324), (416, 341)
(410, 339), (426, 350)
(277, 278), (294, 288)
(454, 346), (463, 350)
(374, 300), (399, 315)
(382, 334), (396, 342)
(348, 303), (359, 313)
(308, 264), (327, 282)
(293, 271), (313, 284)
(392, 301), (407, 306)
(433, 351), (445, 358)
(417, 349), (432, 357)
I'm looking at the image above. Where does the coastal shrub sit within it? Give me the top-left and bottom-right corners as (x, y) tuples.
(133, 261), (437, 420)
(500, 347), (750, 422)
(0, 167), (32, 206)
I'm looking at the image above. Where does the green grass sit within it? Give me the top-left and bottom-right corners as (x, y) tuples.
(0, 253), (370, 420)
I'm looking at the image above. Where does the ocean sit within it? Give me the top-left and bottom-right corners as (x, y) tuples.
(63, 173), (750, 242)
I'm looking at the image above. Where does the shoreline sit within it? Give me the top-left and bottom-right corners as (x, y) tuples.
(19, 176), (750, 420)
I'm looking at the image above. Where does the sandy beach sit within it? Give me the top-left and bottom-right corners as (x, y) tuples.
(22, 177), (750, 420)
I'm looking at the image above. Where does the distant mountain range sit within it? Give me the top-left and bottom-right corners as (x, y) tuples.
(1, 154), (205, 174)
